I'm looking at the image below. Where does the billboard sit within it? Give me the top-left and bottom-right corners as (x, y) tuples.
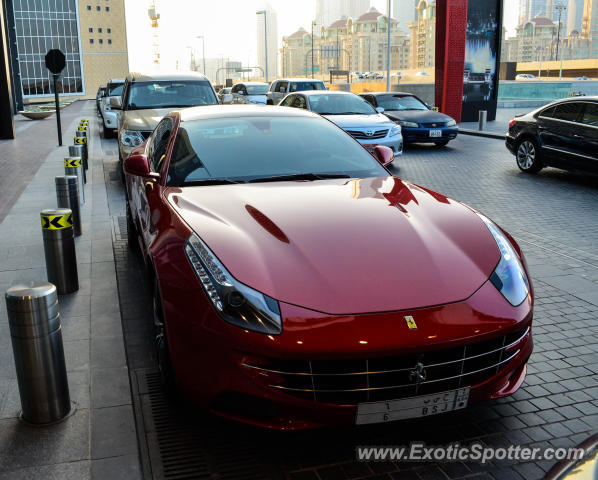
(461, 0), (502, 122)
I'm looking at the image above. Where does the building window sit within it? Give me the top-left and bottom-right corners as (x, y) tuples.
(107, 28), (111, 33)
(108, 39), (112, 44)
(90, 39), (94, 44)
(106, 6), (109, 11)
(96, 5), (100, 10)
(89, 27), (93, 32)
(98, 27), (102, 33)
(87, 5), (91, 10)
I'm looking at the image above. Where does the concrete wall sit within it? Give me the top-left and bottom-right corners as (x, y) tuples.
(328, 82), (436, 104)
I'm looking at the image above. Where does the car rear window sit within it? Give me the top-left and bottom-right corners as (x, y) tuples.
(552, 103), (584, 122)
(289, 81), (326, 92)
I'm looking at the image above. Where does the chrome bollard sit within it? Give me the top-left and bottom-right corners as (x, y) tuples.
(74, 131), (88, 174)
(64, 157), (85, 204)
(5, 283), (71, 425)
(55, 176), (81, 237)
(41, 209), (79, 295)
(478, 110), (487, 131)
(68, 144), (87, 182)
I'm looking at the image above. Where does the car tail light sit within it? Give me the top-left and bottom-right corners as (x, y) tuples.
(508, 119), (516, 128)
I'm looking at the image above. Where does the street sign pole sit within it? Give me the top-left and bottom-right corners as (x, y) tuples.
(53, 74), (62, 146)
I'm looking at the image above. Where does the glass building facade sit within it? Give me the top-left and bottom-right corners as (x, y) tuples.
(12, 0), (84, 97)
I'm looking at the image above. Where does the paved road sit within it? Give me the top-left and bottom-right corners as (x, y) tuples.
(106, 129), (598, 479)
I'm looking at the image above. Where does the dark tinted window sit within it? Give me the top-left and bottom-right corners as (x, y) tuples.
(148, 118), (173, 173)
(275, 81), (288, 93)
(377, 95), (428, 111)
(289, 81), (326, 92)
(166, 116), (387, 186)
(552, 103), (583, 122)
(538, 106), (554, 118)
(581, 103), (598, 126)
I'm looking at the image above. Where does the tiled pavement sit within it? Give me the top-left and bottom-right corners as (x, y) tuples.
(0, 101), (140, 479)
(0, 103), (597, 479)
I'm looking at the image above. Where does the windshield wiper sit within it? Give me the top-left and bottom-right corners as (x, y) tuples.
(181, 178), (246, 186)
(248, 173), (350, 183)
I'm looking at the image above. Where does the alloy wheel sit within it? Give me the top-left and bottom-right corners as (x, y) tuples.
(516, 140), (536, 170)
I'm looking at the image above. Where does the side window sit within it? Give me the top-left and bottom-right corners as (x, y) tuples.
(289, 83), (298, 92)
(292, 95), (306, 109)
(231, 85), (239, 93)
(269, 81), (277, 92)
(148, 118), (173, 173)
(581, 103), (598, 126)
(538, 106), (554, 118)
(552, 103), (584, 122)
(363, 95), (375, 106)
(277, 81), (288, 93)
(280, 95), (295, 107)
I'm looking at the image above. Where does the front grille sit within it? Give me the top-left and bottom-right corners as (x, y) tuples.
(243, 327), (529, 405)
(421, 122), (447, 128)
(346, 129), (389, 140)
(140, 130), (153, 139)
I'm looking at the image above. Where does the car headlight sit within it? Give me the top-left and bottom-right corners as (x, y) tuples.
(396, 120), (418, 128)
(184, 233), (282, 334)
(446, 119), (456, 127)
(120, 129), (145, 147)
(389, 125), (402, 136)
(477, 214), (529, 306)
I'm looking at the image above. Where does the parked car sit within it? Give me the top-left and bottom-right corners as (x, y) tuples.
(96, 85), (106, 112)
(124, 104), (533, 430)
(267, 78), (326, 105)
(391, 72), (403, 78)
(230, 82), (268, 105)
(280, 90), (402, 158)
(506, 97), (598, 174)
(100, 79), (124, 138)
(218, 87), (232, 104)
(111, 71), (218, 173)
(515, 73), (536, 80)
(574, 76), (591, 81)
(415, 71), (431, 77)
(360, 92), (458, 147)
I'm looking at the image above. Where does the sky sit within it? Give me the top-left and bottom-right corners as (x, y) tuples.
(124, 0), (519, 73)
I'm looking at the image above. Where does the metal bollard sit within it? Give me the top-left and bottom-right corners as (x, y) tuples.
(478, 110), (487, 131)
(40, 208), (79, 295)
(64, 157), (85, 205)
(5, 282), (71, 425)
(69, 144), (87, 182)
(74, 131), (88, 173)
(55, 176), (81, 237)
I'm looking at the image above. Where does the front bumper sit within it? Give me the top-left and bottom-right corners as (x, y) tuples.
(505, 134), (517, 155)
(103, 110), (117, 129)
(160, 264), (533, 430)
(358, 134), (403, 157)
(401, 126), (458, 143)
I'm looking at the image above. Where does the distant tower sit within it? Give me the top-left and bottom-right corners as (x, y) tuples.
(148, 1), (160, 65)
(566, 0), (584, 33)
(256, 2), (279, 79)
(392, 0), (417, 32)
(315, 0), (370, 27)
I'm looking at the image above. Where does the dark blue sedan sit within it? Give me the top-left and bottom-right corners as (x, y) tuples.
(360, 92), (458, 147)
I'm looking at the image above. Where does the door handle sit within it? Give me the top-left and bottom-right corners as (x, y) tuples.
(573, 134), (583, 138)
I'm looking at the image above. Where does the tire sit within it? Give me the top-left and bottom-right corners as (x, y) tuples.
(516, 138), (543, 173)
(126, 202), (137, 251)
(153, 279), (176, 394)
(266, 99), (273, 105)
(102, 123), (112, 138)
(434, 140), (449, 147)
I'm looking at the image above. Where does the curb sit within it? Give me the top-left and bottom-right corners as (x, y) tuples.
(458, 128), (506, 140)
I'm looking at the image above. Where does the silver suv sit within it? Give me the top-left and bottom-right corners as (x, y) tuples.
(266, 78), (326, 105)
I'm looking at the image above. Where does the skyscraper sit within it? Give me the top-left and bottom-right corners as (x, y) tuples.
(518, 0), (549, 23)
(392, 0), (418, 33)
(315, 0), (370, 27)
(256, 2), (278, 80)
(566, 0), (584, 33)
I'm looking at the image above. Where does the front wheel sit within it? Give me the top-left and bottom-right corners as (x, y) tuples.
(516, 138), (543, 173)
(153, 279), (176, 394)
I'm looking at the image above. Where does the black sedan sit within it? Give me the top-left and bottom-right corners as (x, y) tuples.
(360, 92), (458, 147)
(506, 97), (598, 174)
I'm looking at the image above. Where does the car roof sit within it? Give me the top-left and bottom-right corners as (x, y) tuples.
(360, 92), (416, 97)
(298, 90), (355, 96)
(274, 78), (325, 82)
(178, 105), (320, 122)
(237, 82), (268, 86)
(125, 71), (210, 83)
(107, 79), (125, 84)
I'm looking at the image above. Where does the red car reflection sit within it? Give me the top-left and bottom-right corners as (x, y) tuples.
(124, 106), (533, 430)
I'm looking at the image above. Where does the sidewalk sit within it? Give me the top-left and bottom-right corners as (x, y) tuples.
(458, 106), (539, 138)
(0, 101), (140, 479)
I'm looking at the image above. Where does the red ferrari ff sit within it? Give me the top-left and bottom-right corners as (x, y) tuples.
(124, 105), (533, 430)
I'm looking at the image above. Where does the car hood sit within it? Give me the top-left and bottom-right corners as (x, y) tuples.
(322, 113), (394, 129)
(166, 177), (499, 314)
(122, 108), (173, 131)
(383, 110), (454, 124)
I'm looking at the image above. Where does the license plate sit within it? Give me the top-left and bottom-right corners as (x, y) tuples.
(429, 129), (442, 137)
(355, 387), (470, 425)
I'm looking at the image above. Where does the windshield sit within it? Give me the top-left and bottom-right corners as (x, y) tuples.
(309, 94), (377, 115)
(289, 81), (326, 92)
(377, 95), (428, 111)
(167, 116), (387, 186)
(246, 85), (269, 95)
(126, 80), (218, 110)
(108, 84), (124, 96)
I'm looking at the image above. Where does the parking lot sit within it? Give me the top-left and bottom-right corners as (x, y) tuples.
(88, 107), (598, 480)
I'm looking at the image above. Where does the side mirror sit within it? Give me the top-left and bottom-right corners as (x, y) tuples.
(109, 96), (122, 110)
(372, 145), (394, 167)
(376, 106), (385, 114)
(124, 154), (159, 178)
